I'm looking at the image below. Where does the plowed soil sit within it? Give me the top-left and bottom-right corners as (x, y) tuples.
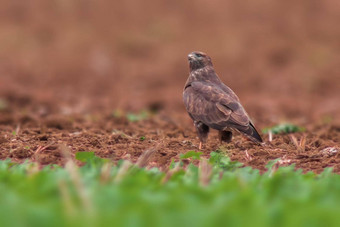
(0, 1), (339, 173)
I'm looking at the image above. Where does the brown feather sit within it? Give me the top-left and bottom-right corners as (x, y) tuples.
(183, 51), (263, 145)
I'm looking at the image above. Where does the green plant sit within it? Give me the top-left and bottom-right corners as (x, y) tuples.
(126, 110), (149, 122)
(262, 123), (305, 134)
(0, 152), (339, 227)
(180, 150), (203, 160)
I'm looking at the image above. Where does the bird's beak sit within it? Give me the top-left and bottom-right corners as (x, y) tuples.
(188, 53), (195, 61)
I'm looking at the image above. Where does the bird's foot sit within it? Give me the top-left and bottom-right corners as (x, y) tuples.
(219, 131), (232, 143)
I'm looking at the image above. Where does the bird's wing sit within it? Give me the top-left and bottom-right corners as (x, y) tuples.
(215, 80), (240, 102)
(183, 81), (250, 131)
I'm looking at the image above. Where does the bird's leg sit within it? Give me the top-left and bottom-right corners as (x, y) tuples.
(219, 130), (232, 143)
(199, 142), (202, 150)
(194, 121), (209, 150)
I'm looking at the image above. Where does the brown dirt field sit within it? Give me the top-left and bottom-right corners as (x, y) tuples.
(0, 1), (339, 173)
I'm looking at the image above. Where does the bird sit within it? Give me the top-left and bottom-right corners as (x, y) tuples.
(183, 51), (263, 149)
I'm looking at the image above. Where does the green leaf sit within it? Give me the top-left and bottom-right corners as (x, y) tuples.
(169, 169), (186, 181)
(209, 151), (242, 170)
(75, 151), (96, 162)
(126, 110), (149, 122)
(75, 151), (108, 167)
(1, 156), (340, 226)
(262, 123), (305, 134)
(180, 150), (203, 160)
(209, 151), (221, 164)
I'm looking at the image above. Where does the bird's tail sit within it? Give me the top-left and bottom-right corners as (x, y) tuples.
(238, 122), (263, 143)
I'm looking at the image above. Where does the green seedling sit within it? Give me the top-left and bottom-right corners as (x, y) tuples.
(126, 110), (149, 122)
(209, 151), (242, 170)
(262, 123), (305, 134)
(180, 150), (203, 160)
(75, 151), (108, 167)
(0, 154), (339, 226)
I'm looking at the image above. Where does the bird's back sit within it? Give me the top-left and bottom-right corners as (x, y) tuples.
(184, 51), (263, 143)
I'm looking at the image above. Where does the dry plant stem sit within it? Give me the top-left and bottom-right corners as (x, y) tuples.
(100, 162), (112, 184)
(33, 142), (55, 161)
(268, 130), (273, 142)
(290, 135), (299, 149)
(26, 163), (40, 175)
(35, 142), (55, 154)
(270, 157), (292, 177)
(112, 130), (132, 139)
(219, 171), (224, 180)
(162, 163), (181, 184)
(270, 162), (279, 177)
(300, 135), (306, 152)
(58, 179), (76, 217)
(61, 145), (94, 217)
(15, 124), (21, 136)
(245, 150), (252, 161)
(136, 146), (159, 168)
(114, 145), (160, 183)
(65, 160), (94, 217)
(114, 160), (132, 183)
(289, 135), (306, 152)
(199, 158), (212, 186)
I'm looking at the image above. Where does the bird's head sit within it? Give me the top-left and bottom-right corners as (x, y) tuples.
(188, 51), (213, 71)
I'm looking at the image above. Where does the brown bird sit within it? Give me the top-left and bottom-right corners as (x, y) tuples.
(183, 51), (263, 149)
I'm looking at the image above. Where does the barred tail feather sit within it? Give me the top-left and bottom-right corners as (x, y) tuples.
(238, 122), (263, 143)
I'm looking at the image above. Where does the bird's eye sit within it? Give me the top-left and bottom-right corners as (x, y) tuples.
(195, 53), (202, 57)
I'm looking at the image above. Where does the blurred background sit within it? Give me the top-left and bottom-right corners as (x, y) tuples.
(0, 0), (339, 126)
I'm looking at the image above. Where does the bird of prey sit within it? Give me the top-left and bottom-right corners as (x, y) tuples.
(183, 51), (263, 149)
